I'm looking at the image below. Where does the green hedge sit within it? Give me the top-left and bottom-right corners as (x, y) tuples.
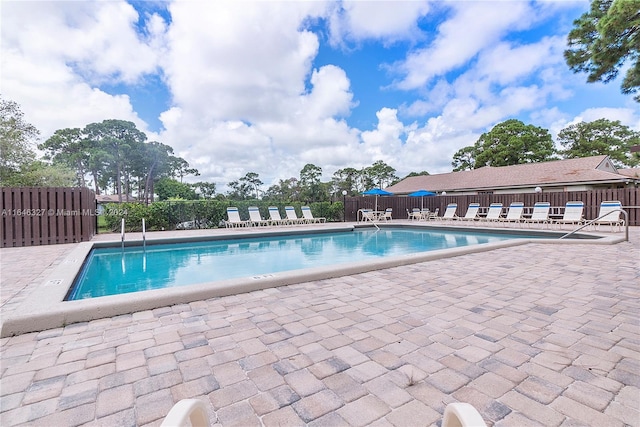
(101, 201), (344, 232)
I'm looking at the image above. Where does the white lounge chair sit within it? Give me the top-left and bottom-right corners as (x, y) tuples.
(441, 203), (458, 220)
(407, 208), (422, 221)
(225, 207), (249, 228)
(380, 208), (393, 221)
(457, 203), (480, 221)
(524, 202), (550, 228)
(442, 403), (487, 427)
(268, 206), (289, 225)
(301, 206), (325, 223)
(553, 201), (585, 228)
(161, 399), (209, 427)
(359, 209), (377, 222)
(426, 208), (439, 220)
(592, 200), (625, 231)
(248, 206), (271, 227)
(482, 203), (503, 222)
(499, 202), (524, 225)
(285, 206), (306, 224)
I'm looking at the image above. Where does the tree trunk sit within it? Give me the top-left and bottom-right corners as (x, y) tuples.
(92, 170), (100, 194)
(117, 161), (122, 203)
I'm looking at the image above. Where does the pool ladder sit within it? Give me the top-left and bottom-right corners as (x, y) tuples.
(120, 218), (147, 250)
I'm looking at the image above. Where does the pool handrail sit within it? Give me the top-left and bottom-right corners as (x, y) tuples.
(560, 208), (628, 241)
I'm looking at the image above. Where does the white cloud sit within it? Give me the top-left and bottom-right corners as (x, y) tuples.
(1, 0), (162, 139)
(2, 0), (636, 193)
(394, 0), (533, 90)
(328, 0), (430, 45)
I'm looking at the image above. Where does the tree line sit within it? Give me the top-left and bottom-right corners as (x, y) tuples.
(2, 95), (638, 205)
(452, 118), (639, 172)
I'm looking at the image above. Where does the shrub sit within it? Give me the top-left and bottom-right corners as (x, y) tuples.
(99, 199), (345, 234)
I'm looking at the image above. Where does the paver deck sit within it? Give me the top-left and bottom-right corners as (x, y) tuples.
(1, 223), (638, 426)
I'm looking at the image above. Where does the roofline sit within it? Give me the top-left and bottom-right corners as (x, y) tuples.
(391, 177), (635, 194)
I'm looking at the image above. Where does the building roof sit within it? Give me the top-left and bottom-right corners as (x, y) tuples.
(95, 194), (137, 203)
(618, 168), (640, 179)
(386, 155), (634, 194)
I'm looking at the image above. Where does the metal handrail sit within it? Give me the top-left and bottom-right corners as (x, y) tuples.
(559, 208), (628, 241)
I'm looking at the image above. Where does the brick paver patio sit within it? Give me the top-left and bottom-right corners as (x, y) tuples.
(1, 224), (638, 426)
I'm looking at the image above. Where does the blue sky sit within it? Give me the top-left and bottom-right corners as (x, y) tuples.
(2, 0), (638, 192)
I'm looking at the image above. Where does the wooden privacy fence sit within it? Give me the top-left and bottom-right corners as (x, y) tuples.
(345, 188), (640, 226)
(1, 187), (96, 248)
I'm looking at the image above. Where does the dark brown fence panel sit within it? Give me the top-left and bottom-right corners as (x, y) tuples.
(346, 188), (639, 226)
(1, 187), (96, 248)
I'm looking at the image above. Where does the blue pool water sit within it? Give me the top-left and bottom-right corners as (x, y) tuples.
(68, 228), (531, 300)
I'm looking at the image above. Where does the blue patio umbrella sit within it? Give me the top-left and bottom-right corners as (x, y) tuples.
(408, 189), (436, 210)
(362, 188), (393, 211)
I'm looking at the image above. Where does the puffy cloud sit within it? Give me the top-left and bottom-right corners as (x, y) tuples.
(1, 0), (162, 138)
(328, 0), (430, 45)
(2, 0), (636, 191)
(393, 1), (533, 90)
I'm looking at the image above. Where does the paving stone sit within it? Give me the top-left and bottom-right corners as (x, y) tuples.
(564, 380), (614, 411)
(146, 354), (178, 376)
(292, 389), (343, 422)
(170, 374), (219, 400)
(66, 363), (116, 386)
(493, 410), (544, 426)
(307, 411), (349, 427)
(21, 375), (65, 405)
(346, 360), (388, 383)
(31, 402), (96, 427)
(364, 376), (412, 408)
(261, 405), (305, 427)
(209, 379), (259, 409)
(248, 392), (281, 416)
(469, 371), (517, 399)
(337, 395), (391, 427)
(56, 347), (90, 364)
(395, 364), (427, 386)
(99, 366), (148, 391)
(32, 360), (84, 381)
(551, 395), (624, 427)
(212, 362), (246, 387)
(115, 351), (147, 372)
(425, 369), (470, 394)
(516, 376), (565, 405)
(95, 384), (134, 418)
(439, 354), (485, 380)
(384, 400), (440, 427)
(238, 350), (279, 371)
(605, 388), (640, 426)
(135, 388), (175, 426)
(285, 368), (325, 397)
(323, 372), (368, 403)
(523, 362), (574, 389)
(452, 386), (495, 419)
(308, 357), (351, 379)
(0, 371), (36, 396)
(57, 379), (99, 410)
(608, 367), (640, 388)
(500, 390), (565, 426)
(268, 384), (301, 407)
(133, 370), (183, 397)
(245, 364), (285, 392)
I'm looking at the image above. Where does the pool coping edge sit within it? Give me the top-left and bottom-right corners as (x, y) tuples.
(0, 225), (624, 337)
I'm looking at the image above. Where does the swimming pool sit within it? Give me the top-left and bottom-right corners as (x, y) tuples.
(68, 227), (540, 300)
(3, 223), (616, 338)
